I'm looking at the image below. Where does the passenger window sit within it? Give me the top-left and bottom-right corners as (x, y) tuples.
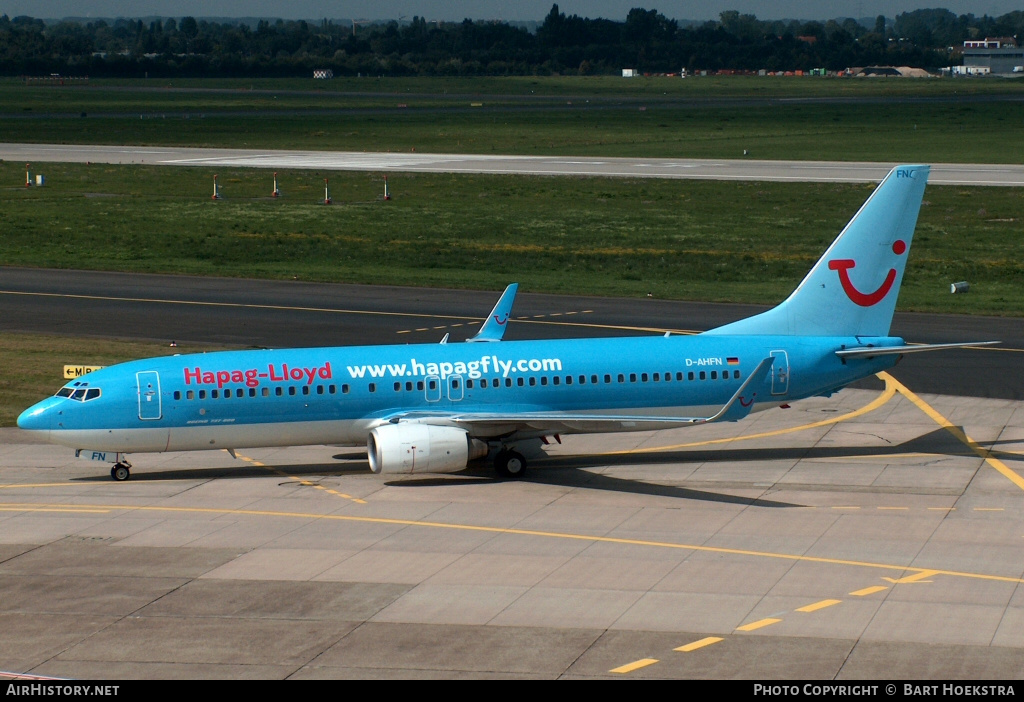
(641, 373), (648, 382)
(711, 371), (717, 380)
(452, 379), (460, 389)
(187, 390), (195, 400)
(688, 372), (694, 381)
(630, 373), (637, 383)
(343, 384), (350, 394)
(173, 391), (181, 400)
(677, 372), (684, 381)
(262, 387), (269, 397)
(529, 377), (536, 386)
(617, 374), (624, 383)
(249, 388), (257, 397)
(317, 385), (324, 394)
(604, 374), (611, 383)
(289, 387), (296, 396)
(368, 383), (376, 393)
(700, 371), (706, 380)
(591, 375), (598, 384)
(653, 373), (659, 382)
(416, 381), (423, 391)
(330, 385), (337, 393)
(394, 382), (401, 392)
(406, 382), (413, 391)
(540, 377), (547, 386)
(275, 387), (283, 396)
(467, 380), (474, 389)
(505, 378), (512, 387)
(734, 370), (741, 379)
(212, 390), (219, 398)
(517, 377), (524, 387)
(199, 390), (207, 399)
(302, 386), (310, 395)
(552, 377), (559, 386)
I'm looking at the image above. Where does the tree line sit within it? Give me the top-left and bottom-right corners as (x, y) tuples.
(1, 5), (1022, 78)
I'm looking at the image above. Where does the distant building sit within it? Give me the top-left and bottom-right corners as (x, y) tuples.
(956, 38), (1023, 75)
(622, 68), (636, 77)
(313, 69), (334, 79)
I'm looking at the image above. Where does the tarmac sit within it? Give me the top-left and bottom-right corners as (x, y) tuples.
(2, 376), (1023, 679)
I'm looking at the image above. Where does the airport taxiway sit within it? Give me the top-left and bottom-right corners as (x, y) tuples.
(1, 378), (1023, 679)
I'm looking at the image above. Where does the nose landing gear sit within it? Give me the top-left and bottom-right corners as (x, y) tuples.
(110, 461), (132, 481)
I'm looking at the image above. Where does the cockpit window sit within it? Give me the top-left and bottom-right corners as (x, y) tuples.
(58, 386), (102, 402)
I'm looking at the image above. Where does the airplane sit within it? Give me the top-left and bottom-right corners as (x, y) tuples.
(17, 164), (997, 481)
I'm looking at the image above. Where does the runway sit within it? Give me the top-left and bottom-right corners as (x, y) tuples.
(1, 270), (1023, 679)
(2, 143), (1024, 186)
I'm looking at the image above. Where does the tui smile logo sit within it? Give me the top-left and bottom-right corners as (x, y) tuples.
(828, 240), (906, 307)
(493, 314), (509, 326)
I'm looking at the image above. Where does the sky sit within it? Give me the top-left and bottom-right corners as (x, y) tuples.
(1, 1), (1018, 23)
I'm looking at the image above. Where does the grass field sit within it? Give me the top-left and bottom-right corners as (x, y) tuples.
(2, 76), (1023, 163)
(2, 160), (1021, 315)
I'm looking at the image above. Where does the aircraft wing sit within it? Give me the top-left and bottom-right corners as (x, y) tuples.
(467, 283), (518, 342)
(377, 357), (775, 435)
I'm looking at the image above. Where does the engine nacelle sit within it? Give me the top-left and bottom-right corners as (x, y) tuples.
(368, 423), (488, 474)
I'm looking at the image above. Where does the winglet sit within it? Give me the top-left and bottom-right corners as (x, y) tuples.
(467, 283), (518, 342)
(700, 356), (775, 424)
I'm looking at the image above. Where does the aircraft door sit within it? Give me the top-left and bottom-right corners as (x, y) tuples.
(448, 375), (464, 402)
(425, 375), (441, 402)
(137, 371), (162, 420)
(770, 350), (789, 395)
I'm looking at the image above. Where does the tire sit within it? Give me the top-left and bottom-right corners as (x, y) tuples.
(494, 450), (526, 479)
(111, 464), (130, 481)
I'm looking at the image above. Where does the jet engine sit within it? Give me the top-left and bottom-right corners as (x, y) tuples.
(368, 423), (488, 474)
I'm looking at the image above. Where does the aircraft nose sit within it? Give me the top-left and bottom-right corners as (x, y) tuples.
(17, 397), (59, 437)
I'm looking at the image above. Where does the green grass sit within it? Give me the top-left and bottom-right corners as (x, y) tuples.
(2, 76), (1023, 163)
(2, 161), (1021, 316)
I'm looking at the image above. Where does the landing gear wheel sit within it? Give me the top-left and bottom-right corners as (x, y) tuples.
(110, 463), (131, 481)
(494, 450), (526, 479)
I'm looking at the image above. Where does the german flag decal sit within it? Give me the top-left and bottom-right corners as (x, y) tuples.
(727, 357), (740, 365)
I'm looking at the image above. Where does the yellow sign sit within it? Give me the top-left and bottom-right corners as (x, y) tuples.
(64, 365), (104, 379)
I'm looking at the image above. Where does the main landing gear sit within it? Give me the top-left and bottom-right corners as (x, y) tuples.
(110, 461), (132, 481)
(494, 449), (526, 479)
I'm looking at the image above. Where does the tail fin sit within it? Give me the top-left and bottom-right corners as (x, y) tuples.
(705, 165), (929, 337)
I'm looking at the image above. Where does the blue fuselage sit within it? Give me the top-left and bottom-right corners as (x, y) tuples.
(18, 334), (900, 454)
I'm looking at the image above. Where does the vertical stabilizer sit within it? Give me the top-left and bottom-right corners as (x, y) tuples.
(705, 165), (929, 337)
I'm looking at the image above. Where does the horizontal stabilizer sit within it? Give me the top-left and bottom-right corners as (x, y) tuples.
(836, 341), (1000, 359)
(467, 283), (518, 342)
